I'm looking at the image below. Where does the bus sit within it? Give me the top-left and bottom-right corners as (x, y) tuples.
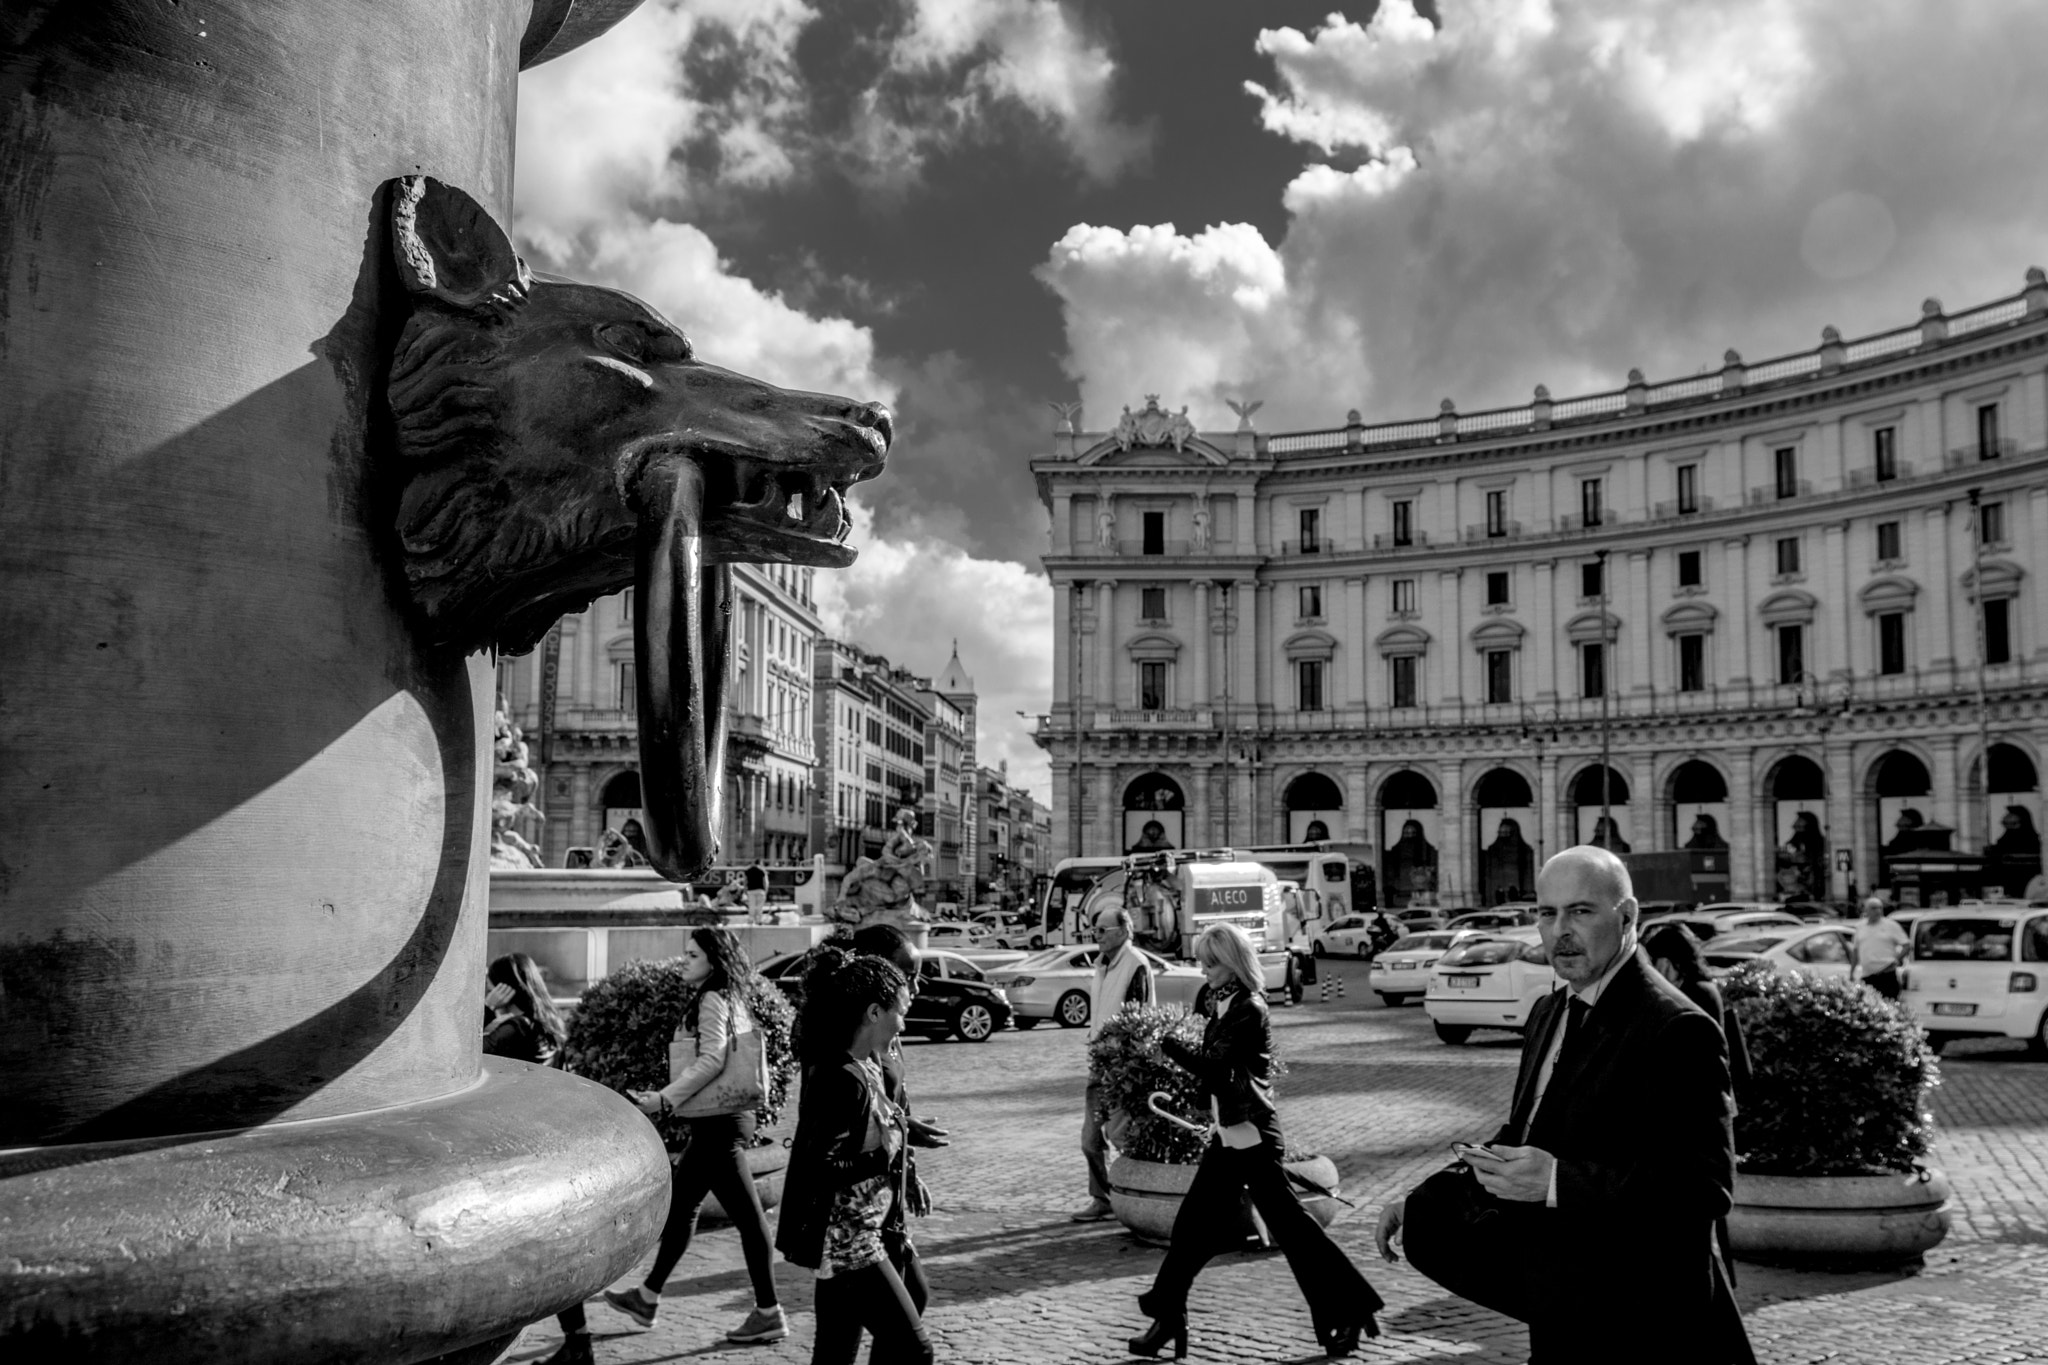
(1040, 846), (1352, 945)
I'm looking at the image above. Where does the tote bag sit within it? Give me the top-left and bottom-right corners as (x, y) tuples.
(666, 994), (769, 1119)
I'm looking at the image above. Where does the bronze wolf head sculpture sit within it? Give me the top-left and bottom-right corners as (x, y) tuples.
(384, 176), (890, 878)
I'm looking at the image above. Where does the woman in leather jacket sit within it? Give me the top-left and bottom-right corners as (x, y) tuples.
(1130, 924), (1383, 1360)
(775, 948), (935, 1365)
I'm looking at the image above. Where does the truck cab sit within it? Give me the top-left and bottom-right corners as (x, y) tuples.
(1080, 855), (1297, 1001)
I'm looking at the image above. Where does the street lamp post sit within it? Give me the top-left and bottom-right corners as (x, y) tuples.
(1967, 488), (1995, 867)
(1597, 548), (1613, 838)
(1216, 579), (1234, 849)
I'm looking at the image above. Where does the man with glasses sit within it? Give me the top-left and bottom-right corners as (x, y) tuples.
(1375, 846), (1752, 1364)
(1072, 905), (1155, 1221)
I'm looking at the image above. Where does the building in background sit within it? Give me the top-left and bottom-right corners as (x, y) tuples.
(919, 684), (969, 907)
(812, 639), (974, 903)
(973, 762), (1049, 907)
(1033, 273), (2048, 908)
(502, 562), (822, 866)
(934, 644), (979, 892)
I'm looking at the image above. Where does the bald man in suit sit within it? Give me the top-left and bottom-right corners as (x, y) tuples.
(1376, 846), (1754, 1365)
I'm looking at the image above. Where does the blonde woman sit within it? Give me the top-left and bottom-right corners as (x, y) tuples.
(1129, 924), (1383, 1359)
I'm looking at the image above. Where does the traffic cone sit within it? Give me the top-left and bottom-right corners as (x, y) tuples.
(1334, 974), (1347, 999)
(1317, 977), (1332, 1004)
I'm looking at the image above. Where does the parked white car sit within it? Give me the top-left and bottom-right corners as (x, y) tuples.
(1423, 927), (1556, 1043)
(1370, 930), (1475, 1006)
(1698, 923), (1857, 979)
(983, 946), (1204, 1028)
(1902, 906), (2048, 1055)
(1310, 915), (1382, 957)
(923, 921), (992, 951)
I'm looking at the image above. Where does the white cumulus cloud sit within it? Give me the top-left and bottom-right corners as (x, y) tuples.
(1046, 0), (2048, 430)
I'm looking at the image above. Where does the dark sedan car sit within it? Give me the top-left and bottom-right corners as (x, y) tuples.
(756, 947), (1013, 1043)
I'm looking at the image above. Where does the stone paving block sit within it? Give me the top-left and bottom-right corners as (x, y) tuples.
(503, 964), (2048, 1365)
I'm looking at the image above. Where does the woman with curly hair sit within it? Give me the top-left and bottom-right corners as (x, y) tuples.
(777, 947), (932, 1365)
(596, 927), (785, 1347)
(1130, 923), (1382, 1360)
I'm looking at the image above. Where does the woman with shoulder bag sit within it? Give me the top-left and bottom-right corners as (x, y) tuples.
(1129, 924), (1383, 1360)
(600, 928), (785, 1346)
(776, 948), (934, 1365)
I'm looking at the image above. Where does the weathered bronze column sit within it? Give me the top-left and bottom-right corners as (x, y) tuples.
(0, 4), (669, 1361)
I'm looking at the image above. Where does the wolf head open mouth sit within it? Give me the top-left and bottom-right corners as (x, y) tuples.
(384, 176), (891, 879)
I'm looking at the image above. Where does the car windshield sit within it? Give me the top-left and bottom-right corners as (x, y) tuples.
(1914, 917), (2018, 962)
(1703, 934), (1786, 955)
(1389, 933), (1454, 952)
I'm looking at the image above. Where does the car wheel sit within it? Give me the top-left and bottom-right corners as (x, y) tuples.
(1378, 993), (1401, 1007)
(1056, 990), (1091, 1029)
(954, 1003), (996, 1043)
(1924, 1030), (1957, 1056)
(1014, 1016), (1040, 1030)
(1434, 1022), (1473, 1045)
(1313, 941), (1327, 959)
(1029, 934), (1045, 949)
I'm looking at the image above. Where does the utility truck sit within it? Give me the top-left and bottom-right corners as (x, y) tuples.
(1072, 850), (1299, 1001)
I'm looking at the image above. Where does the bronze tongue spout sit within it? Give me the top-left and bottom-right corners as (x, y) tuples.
(634, 461), (733, 880)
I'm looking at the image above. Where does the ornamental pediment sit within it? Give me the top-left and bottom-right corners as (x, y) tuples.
(1283, 628), (1339, 659)
(1075, 395), (1230, 467)
(1857, 576), (1919, 614)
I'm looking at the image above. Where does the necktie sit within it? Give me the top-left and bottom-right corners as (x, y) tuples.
(1521, 994), (1591, 1148)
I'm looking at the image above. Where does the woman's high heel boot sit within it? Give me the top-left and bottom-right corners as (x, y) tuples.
(1128, 1315), (1188, 1360)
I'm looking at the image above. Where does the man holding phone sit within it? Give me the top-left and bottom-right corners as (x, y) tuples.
(1375, 846), (1752, 1365)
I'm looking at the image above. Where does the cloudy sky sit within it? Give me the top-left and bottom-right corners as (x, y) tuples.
(515, 0), (2048, 801)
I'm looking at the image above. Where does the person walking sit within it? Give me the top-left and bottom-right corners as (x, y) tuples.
(1073, 905), (1155, 1222)
(1376, 846), (1752, 1365)
(1852, 895), (1910, 1000)
(776, 948), (934, 1365)
(745, 859), (769, 924)
(1128, 924), (1383, 1359)
(1642, 922), (1753, 1104)
(603, 928), (786, 1346)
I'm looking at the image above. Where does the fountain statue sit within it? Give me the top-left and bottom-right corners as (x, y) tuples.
(0, 5), (891, 1361)
(835, 807), (935, 928)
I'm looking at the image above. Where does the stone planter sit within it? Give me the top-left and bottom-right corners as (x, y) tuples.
(1729, 1167), (1953, 1264)
(701, 1142), (790, 1221)
(1108, 1153), (1343, 1246)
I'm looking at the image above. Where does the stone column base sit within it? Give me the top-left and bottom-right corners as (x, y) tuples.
(1, 1059), (670, 1364)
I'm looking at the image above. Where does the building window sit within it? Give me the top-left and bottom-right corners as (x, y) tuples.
(1677, 634), (1705, 693)
(1142, 511), (1165, 555)
(1299, 507), (1321, 553)
(1580, 642), (1606, 699)
(1777, 623), (1805, 685)
(1486, 489), (1508, 537)
(1675, 464), (1699, 514)
(1580, 560), (1604, 599)
(1392, 578), (1416, 613)
(619, 587), (634, 623)
(1580, 478), (1604, 528)
(1878, 612), (1907, 675)
(1299, 584), (1323, 619)
(1392, 500), (1414, 546)
(1776, 537), (1801, 575)
(1874, 426), (1897, 482)
(1677, 549), (1703, 587)
(1876, 520), (1902, 561)
(1985, 598), (2012, 665)
(1389, 655), (1418, 708)
(616, 661), (636, 714)
(1775, 446), (1799, 498)
(1485, 649), (1513, 704)
(1980, 501), (2006, 547)
(1140, 660), (1168, 711)
(1978, 403), (2002, 460)
(1297, 659), (1325, 712)
(1140, 586), (1167, 620)
(1485, 570), (1510, 606)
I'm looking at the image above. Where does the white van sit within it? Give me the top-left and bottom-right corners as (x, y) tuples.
(1900, 906), (2048, 1055)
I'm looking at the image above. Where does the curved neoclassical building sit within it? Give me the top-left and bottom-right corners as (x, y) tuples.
(1032, 272), (2048, 909)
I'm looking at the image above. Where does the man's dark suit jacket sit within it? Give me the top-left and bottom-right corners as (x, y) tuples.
(1409, 949), (1754, 1365)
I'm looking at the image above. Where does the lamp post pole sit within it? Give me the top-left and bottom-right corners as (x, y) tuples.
(1967, 489), (1994, 872)
(1071, 579), (1089, 861)
(1597, 549), (1613, 838)
(1217, 579), (1234, 849)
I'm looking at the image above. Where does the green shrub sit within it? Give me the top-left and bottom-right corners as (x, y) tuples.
(1089, 1003), (1211, 1163)
(560, 957), (799, 1145)
(1723, 964), (1940, 1177)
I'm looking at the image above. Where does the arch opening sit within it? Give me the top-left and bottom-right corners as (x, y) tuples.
(1474, 767), (1536, 905)
(1123, 772), (1184, 853)
(1766, 756), (1828, 902)
(1669, 760), (1731, 874)
(1568, 765), (1632, 852)
(1284, 771), (1343, 844)
(1378, 771), (1440, 908)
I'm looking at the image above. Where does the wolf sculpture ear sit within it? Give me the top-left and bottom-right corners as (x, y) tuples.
(390, 175), (532, 314)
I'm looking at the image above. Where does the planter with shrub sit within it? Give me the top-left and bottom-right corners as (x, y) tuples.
(1089, 1002), (1340, 1245)
(559, 957), (800, 1214)
(1721, 965), (1950, 1263)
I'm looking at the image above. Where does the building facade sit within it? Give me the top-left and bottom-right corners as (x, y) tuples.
(972, 763), (1053, 906)
(502, 561), (821, 866)
(810, 638), (939, 897)
(1033, 272), (2048, 909)
(920, 684), (969, 905)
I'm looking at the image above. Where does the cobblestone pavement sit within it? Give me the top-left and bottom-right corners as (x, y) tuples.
(505, 962), (2048, 1364)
